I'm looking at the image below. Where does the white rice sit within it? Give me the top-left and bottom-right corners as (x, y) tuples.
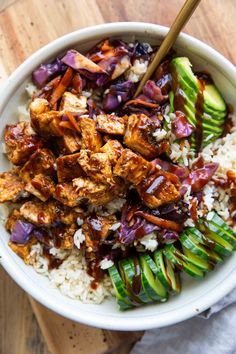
(125, 58), (149, 83)
(139, 232), (158, 252)
(153, 128), (168, 142)
(29, 244), (113, 304)
(49, 250), (113, 303)
(202, 127), (236, 177)
(99, 258), (114, 269)
(73, 228), (85, 249)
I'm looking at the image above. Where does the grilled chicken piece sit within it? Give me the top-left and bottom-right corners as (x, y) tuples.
(0, 170), (28, 203)
(82, 215), (117, 251)
(60, 92), (88, 114)
(100, 140), (123, 166)
(30, 98), (63, 137)
(136, 170), (181, 209)
(124, 114), (167, 159)
(56, 204), (84, 225)
(54, 183), (81, 207)
(56, 129), (81, 154)
(4, 122), (43, 165)
(6, 209), (21, 233)
(73, 177), (123, 206)
(96, 114), (126, 135)
(20, 200), (57, 227)
(56, 153), (84, 183)
(114, 149), (180, 208)
(20, 148), (56, 183)
(25, 174), (55, 202)
(78, 150), (114, 185)
(51, 223), (77, 249)
(114, 149), (155, 185)
(79, 117), (102, 152)
(9, 238), (37, 264)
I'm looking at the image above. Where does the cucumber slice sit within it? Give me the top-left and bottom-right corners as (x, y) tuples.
(141, 254), (158, 275)
(182, 246), (213, 272)
(154, 250), (171, 289)
(165, 256), (181, 293)
(180, 231), (210, 260)
(206, 212), (236, 249)
(164, 244), (205, 279)
(198, 219), (234, 256)
(119, 259), (150, 304)
(207, 248), (223, 265)
(139, 255), (168, 301)
(108, 265), (133, 310)
(129, 258), (153, 303)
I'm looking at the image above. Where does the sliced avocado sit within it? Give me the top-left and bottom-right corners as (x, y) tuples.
(171, 57), (199, 92)
(170, 57), (227, 151)
(204, 84), (226, 112)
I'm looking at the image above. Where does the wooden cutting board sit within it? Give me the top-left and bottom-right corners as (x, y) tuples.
(0, 0), (235, 353)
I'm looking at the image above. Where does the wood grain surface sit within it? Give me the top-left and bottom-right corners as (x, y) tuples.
(0, 0), (235, 353)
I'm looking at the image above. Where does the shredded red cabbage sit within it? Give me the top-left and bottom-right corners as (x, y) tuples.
(183, 163), (219, 192)
(32, 58), (66, 88)
(103, 81), (134, 112)
(10, 221), (34, 244)
(62, 50), (109, 87)
(161, 230), (179, 244)
(153, 200), (190, 224)
(119, 203), (159, 244)
(152, 158), (189, 181)
(142, 80), (168, 103)
(171, 111), (194, 139)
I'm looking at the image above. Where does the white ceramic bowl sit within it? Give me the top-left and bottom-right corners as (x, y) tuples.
(1, 22), (236, 331)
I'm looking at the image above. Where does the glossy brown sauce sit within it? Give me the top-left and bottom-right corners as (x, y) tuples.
(132, 257), (142, 295)
(171, 66), (187, 115)
(194, 78), (205, 152)
(43, 247), (63, 270)
(38, 212), (46, 225)
(171, 69), (207, 153)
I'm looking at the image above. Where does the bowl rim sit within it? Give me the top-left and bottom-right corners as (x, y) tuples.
(1, 22), (236, 331)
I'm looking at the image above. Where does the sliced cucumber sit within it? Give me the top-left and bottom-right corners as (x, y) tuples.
(164, 244), (205, 279)
(139, 255), (168, 301)
(108, 265), (133, 310)
(180, 231), (210, 261)
(207, 248), (223, 265)
(141, 254), (158, 275)
(198, 220), (234, 256)
(154, 250), (170, 289)
(165, 256), (181, 293)
(119, 259), (150, 304)
(182, 246), (213, 272)
(206, 212), (236, 249)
